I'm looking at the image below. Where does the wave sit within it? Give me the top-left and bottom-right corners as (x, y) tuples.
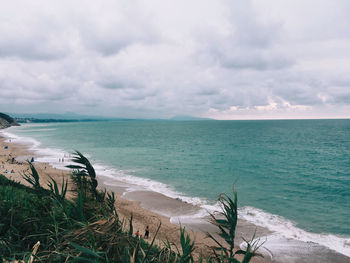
(2, 129), (41, 149)
(2, 127), (350, 257)
(16, 128), (57, 132)
(2, 128), (70, 170)
(239, 206), (350, 257)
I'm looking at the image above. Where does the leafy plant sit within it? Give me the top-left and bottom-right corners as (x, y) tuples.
(207, 187), (262, 263)
(66, 151), (99, 200)
(76, 191), (86, 222)
(106, 192), (116, 214)
(159, 226), (195, 263)
(129, 214), (133, 236)
(177, 226), (195, 263)
(48, 176), (68, 202)
(22, 161), (41, 191)
(69, 241), (106, 263)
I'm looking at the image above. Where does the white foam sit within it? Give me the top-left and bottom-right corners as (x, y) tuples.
(1, 129), (41, 149)
(1, 127), (73, 169)
(239, 206), (350, 257)
(89, 161), (210, 209)
(14, 128), (57, 133)
(169, 208), (213, 225)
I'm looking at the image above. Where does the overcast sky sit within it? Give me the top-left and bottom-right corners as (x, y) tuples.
(0, 0), (349, 119)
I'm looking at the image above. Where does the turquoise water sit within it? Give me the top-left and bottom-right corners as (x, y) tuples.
(8, 120), (350, 237)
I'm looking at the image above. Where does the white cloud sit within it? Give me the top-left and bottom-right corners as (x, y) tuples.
(0, 0), (349, 119)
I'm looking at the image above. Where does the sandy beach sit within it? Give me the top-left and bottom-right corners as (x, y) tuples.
(0, 134), (265, 262)
(1, 131), (350, 263)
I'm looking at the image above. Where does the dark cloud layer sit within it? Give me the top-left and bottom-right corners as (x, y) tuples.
(0, 0), (350, 119)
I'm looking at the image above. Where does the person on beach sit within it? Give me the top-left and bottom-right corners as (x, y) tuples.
(134, 230), (139, 238)
(144, 226), (149, 239)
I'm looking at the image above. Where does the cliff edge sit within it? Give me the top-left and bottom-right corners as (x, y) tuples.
(0, 113), (20, 129)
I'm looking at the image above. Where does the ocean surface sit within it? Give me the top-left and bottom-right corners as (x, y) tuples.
(3, 119), (350, 256)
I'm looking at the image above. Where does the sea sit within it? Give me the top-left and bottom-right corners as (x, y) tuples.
(2, 119), (350, 258)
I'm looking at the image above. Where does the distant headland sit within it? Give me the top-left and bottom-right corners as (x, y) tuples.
(0, 113), (20, 129)
(0, 112), (214, 124)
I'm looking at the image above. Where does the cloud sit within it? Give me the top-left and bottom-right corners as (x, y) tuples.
(0, 0), (349, 119)
(78, 1), (160, 56)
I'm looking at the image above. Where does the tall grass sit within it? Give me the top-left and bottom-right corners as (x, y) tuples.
(22, 161), (41, 191)
(207, 187), (263, 262)
(48, 176), (68, 203)
(66, 150), (99, 200)
(0, 152), (260, 263)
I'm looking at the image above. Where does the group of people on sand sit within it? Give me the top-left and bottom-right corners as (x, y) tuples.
(59, 154), (72, 163)
(1, 150), (33, 175)
(133, 226), (150, 239)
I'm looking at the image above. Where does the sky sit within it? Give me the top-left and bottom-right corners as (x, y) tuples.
(0, 0), (350, 120)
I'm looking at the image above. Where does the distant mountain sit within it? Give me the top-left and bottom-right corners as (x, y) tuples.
(0, 113), (20, 129)
(8, 112), (113, 121)
(169, 115), (213, 121)
(4, 112), (214, 123)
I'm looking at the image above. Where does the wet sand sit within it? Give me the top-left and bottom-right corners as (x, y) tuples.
(1, 131), (349, 263)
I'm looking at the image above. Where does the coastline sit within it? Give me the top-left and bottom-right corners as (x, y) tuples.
(0, 132), (264, 262)
(1, 128), (350, 263)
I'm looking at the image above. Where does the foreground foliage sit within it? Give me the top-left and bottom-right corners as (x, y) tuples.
(207, 189), (263, 262)
(0, 152), (260, 263)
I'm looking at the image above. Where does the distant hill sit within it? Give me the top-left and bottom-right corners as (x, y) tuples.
(4, 112), (214, 124)
(8, 112), (112, 121)
(7, 112), (129, 123)
(169, 115), (213, 121)
(0, 113), (20, 129)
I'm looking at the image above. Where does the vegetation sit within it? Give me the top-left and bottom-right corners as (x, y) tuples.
(0, 152), (260, 263)
(207, 189), (263, 262)
(0, 113), (19, 129)
(0, 113), (16, 124)
(22, 161), (42, 191)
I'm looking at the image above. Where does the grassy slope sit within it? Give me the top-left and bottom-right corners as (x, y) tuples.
(0, 173), (165, 262)
(0, 152), (258, 263)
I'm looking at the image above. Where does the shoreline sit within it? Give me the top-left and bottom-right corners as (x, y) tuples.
(0, 132), (264, 262)
(1, 128), (350, 262)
